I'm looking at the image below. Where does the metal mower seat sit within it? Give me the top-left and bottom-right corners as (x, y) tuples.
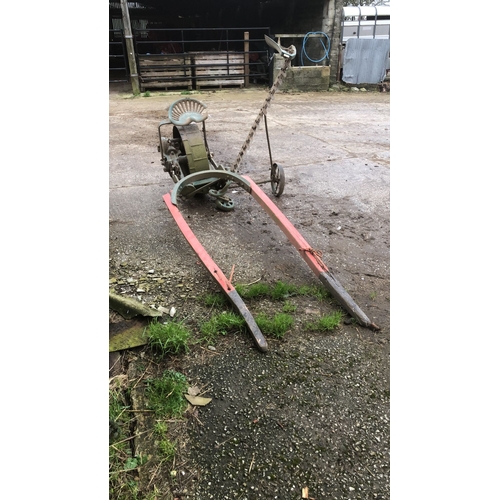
(168, 98), (208, 126)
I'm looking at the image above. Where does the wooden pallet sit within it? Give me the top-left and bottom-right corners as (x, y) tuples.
(190, 52), (244, 89)
(138, 54), (193, 90)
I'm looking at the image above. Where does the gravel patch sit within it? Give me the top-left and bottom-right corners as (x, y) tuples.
(183, 330), (390, 500)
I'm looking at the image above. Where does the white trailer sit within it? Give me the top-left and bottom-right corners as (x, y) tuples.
(339, 5), (390, 79)
(341, 5), (390, 42)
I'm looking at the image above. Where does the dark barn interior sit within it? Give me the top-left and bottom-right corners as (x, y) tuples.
(109, 0), (337, 87)
(109, 0), (328, 35)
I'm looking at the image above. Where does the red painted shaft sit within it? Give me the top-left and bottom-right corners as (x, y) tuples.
(164, 192), (234, 292)
(163, 192), (269, 351)
(243, 176), (326, 277)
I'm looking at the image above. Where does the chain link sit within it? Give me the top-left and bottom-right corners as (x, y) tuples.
(232, 57), (292, 172)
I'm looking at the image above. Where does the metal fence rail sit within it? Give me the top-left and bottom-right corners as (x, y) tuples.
(109, 29), (129, 83)
(109, 26), (272, 90)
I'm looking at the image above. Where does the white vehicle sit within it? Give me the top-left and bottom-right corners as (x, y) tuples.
(341, 5), (390, 42)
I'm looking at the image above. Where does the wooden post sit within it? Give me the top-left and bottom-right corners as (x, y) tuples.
(120, 0), (141, 94)
(244, 31), (250, 87)
(324, 0), (343, 85)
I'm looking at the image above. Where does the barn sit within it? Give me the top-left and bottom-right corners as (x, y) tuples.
(109, 1), (389, 92)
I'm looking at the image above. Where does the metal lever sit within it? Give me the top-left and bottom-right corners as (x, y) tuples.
(265, 34), (297, 60)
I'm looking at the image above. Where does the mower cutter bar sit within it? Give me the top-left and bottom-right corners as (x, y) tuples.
(164, 170), (379, 351)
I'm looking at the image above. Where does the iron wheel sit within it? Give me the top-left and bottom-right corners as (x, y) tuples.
(215, 198), (235, 212)
(270, 162), (285, 197)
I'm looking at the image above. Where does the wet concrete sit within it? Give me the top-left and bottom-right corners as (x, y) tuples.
(109, 85), (390, 499)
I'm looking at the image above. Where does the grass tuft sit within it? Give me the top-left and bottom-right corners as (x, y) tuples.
(146, 319), (191, 355)
(255, 312), (294, 339)
(158, 439), (176, 462)
(270, 281), (296, 300)
(235, 282), (271, 298)
(235, 280), (329, 302)
(305, 310), (344, 331)
(145, 370), (189, 418)
(199, 311), (245, 344)
(297, 284), (330, 300)
(282, 300), (297, 313)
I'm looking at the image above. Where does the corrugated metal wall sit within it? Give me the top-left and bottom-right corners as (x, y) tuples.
(342, 39), (390, 85)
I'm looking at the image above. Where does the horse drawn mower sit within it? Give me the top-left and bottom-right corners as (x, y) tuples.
(158, 36), (379, 352)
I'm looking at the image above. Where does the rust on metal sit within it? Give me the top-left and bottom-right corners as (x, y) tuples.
(242, 176), (380, 331)
(156, 36), (380, 355)
(164, 191), (268, 352)
(168, 170), (379, 332)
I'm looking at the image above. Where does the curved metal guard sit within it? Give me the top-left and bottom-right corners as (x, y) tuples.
(168, 98), (209, 126)
(170, 170), (253, 205)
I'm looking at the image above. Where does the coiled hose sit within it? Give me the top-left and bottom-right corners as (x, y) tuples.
(300, 31), (331, 66)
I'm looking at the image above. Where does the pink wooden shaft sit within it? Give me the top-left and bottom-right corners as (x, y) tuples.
(243, 176), (325, 277)
(163, 192), (234, 292)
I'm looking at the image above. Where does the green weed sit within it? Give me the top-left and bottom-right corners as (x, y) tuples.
(142, 91), (151, 97)
(202, 292), (227, 308)
(158, 439), (176, 462)
(109, 378), (148, 500)
(199, 311), (245, 344)
(153, 420), (168, 436)
(235, 280), (329, 301)
(305, 310), (343, 331)
(235, 282), (271, 298)
(297, 284), (330, 300)
(146, 370), (189, 418)
(109, 387), (130, 427)
(146, 319), (191, 356)
(282, 300), (297, 313)
(271, 281), (296, 300)
(153, 420), (176, 465)
(124, 454), (148, 471)
(255, 312), (294, 339)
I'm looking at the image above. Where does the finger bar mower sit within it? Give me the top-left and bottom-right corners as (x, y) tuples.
(158, 37), (379, 352)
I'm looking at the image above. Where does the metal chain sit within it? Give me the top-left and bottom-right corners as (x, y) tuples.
(232, 57), (292, 172)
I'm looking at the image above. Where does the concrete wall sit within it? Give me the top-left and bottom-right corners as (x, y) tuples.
(272, 55), (330, 92)
(271, 0), (343, 88)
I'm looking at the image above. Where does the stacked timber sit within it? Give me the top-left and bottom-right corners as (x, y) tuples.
(190, 52), (244, 89)
(137, 52), (245, 91)
(138, 54), (193, 91)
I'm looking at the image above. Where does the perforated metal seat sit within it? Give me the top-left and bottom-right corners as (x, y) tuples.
(168, 98), (209, 126)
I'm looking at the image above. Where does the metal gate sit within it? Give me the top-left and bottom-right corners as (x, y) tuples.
(109, 29), (129, 83)
(109, 27), (272, 90)
(135, 27), (271, 91)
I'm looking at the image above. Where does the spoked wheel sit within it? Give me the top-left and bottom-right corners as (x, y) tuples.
(215, 198), (235, 212)
(270, 162), (285, 197)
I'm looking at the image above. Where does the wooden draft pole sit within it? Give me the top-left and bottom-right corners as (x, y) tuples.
(244, 31), (250, 88)
(120, 0), (140, 94)
(325, 0), (344, 85)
